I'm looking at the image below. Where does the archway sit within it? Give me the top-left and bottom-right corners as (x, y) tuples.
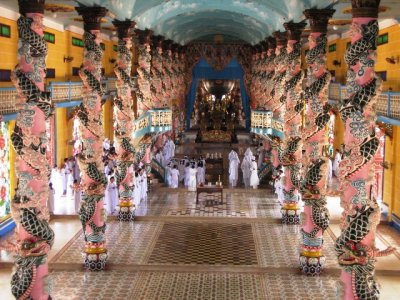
(186, 58), (250, 129)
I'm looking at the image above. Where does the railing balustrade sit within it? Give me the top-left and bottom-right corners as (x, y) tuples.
(0, 78), (117, 115)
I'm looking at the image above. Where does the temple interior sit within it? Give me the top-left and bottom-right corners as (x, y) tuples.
(1, 0), (400, 299)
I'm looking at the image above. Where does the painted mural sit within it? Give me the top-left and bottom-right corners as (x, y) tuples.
(0, 121), (10, 220)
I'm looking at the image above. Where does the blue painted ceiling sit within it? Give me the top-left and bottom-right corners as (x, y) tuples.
(1, 0), (400, 45)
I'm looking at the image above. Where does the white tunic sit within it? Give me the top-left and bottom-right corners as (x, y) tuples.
(107, 181), (118, 214)
(228, 150), (240, 187)
(333, 152), (341, 177)
(170, 169), (180, 188)
(196, 167), (205, 185)
(250, 161), (260, 188)
(188, 168), (197, 191)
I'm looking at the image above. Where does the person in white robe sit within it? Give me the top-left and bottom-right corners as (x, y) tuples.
(155, 150), (162, 164)
(168, 138), (175, 159)
(72, 180), (81, 214)
(188, 164), (197, 191)
(103, 138), (110, 152)
(196, 162), (205, 185)
(250, 156), (260, 189)
(141, 169), (148, 201)
(327, 157), (333, 187)
(241, 154), (252, 188)
(50, 165), (62, 197)
(133, 171), (142, 207)
(170, 165), (180, 188)
(61, 161), (69, 196)
(228, 150), (240, 187)
(48, 182), (55, 215)
(332, 149), (342, 177)
(107, 176), (118, 214)
(184, 163), (190, 187)
(274, 170), (284, 203)
(178, 158), (187, 182)
(73, 155), (81, 182)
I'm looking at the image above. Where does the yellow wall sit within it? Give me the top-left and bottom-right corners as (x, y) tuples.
(0, 16), (118, 85)
(0, 16), (18, 87)
(7, 120), (16, 199)
(383, 126), (400, 220)
(333, 113), (345, 152)
(102, 98), (113, 140)
(55, 107), (70, 167)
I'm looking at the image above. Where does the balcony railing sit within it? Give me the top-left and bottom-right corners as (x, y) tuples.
(250, 110), (284, 138)
(132, 109), (172, 139)
(328, 83), (400, 121)
(0, 78), (117, 115)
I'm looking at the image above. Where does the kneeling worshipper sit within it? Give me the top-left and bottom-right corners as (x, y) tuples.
(188, 163), (198, 192)
(170, 165), (180, 188)
(228, 149), (240, 187)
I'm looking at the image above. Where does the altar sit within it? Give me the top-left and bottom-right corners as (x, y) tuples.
(201, 130), (232, 143)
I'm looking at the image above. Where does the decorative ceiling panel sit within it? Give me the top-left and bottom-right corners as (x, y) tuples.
(1, 0), (400, 45)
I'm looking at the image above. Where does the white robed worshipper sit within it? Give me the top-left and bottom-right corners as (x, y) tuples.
(188, 163), (198, 192)
(103, 138), (110, 152)
(61, 162), (69, 196)
(327, 157), (333, 187)
(155, 150), (162, 164)
(106, 176), (118, 214)
(133, 171), (142, 207)
(250, 156), (260, 189)
(274, 170), (284, 203)
(257, 143), (265, 169)
(178, 157), (188, 182)
(50, 165), (62, 197)
(71, 180), (82, 214)
(141, 169), (148, 201)
(196, 161), (205, 185)
(184, 162), (190, 187)
(168, 138), (175, 159)
(332, 149), (342, 177)
(73, 155), (81, 182)
(170, 165), (180, 188)
(228, 150), (240, 187)
(47, 182), (55, 214)
(165, 162), (172, 187)
(241, 148), (253, 188)
(198, 155), (206, 174)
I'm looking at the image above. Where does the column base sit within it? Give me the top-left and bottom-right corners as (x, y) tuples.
(281, 208), (300, 224)
(117, 207), (135, 221)
(299, 254), (325, 276)
(82, 251), (108, 271)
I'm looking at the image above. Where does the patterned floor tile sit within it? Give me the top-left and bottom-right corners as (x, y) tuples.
(53, 221), (162, 264)
(148, 222), (258, 265)
(253, 223), (339, 268)
(263, 273), (337, 299)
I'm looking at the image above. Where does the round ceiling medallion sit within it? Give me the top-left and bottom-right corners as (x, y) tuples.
(342, 5), (388, 14)
(44, 4), (75, 13)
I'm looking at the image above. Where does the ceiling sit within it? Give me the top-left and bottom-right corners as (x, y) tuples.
(1, 0), (400, 45)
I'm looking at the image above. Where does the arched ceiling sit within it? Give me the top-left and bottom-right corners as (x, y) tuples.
(1, 0), (400, 45)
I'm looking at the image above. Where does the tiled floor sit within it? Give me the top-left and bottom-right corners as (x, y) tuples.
(1, 187), (399, 300)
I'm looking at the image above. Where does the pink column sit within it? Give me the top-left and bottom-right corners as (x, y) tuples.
(264, 37), (276, 110)
(75, 5), (108, 271)
(9, 1), (54, 298)
(335, 1), (395, 298)
(112, 20), (136, 222)
(136, 29), (153, 117)
(299, 8), (335, 276)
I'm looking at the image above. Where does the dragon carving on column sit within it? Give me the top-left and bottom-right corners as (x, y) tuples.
(112, 20), (136, 221)
(136, 29), (152, 117)
(75, 5), (109, 271)
(263, 37), (277, 110)
(334, 1), (395, 299)
(298, 9), (335, 276)
(150, 36), (164, 108)
(276, 22), (305, 225)
(2, 1), (55, 298)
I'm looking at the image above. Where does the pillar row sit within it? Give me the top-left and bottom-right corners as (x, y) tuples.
(335, 0), (396, 298)
(300, 8), (335, 276)
(112, 19), (136, 221)
(10, 0), (54, 298)
(75, 4), (109, 271)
